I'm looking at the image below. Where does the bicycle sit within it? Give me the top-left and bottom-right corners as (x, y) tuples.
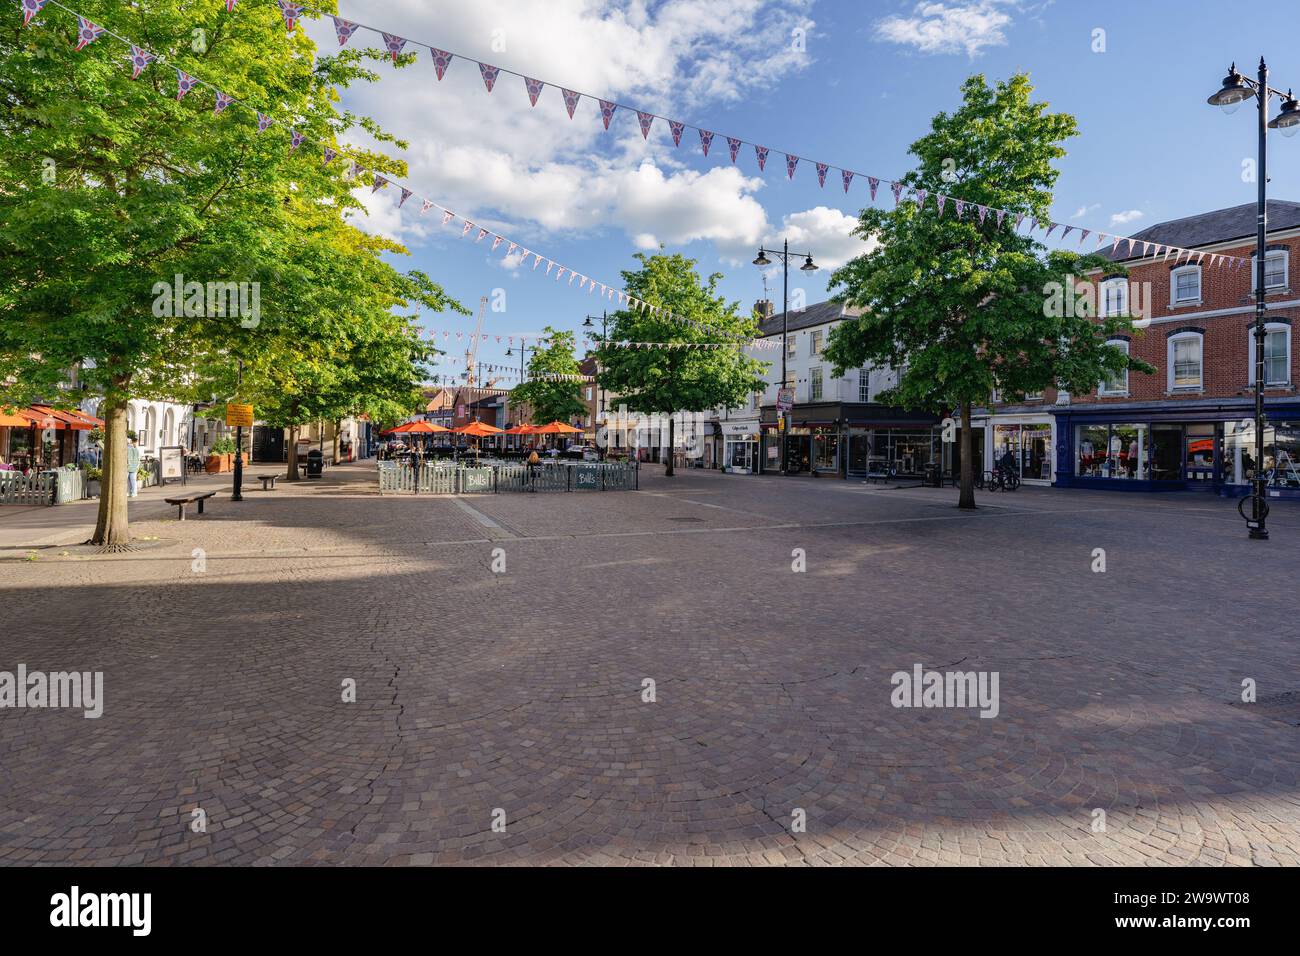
(982, 466), (1021, 492)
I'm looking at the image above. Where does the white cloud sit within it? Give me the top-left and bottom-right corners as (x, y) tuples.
(875, 1), (1017, 57)
(1109, 209), (1144, 226)
(1072, 203), (1100, 220)
(302, 0), (817, 255)
(717, 205), (876, 270)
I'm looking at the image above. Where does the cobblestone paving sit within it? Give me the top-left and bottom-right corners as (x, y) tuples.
(1, 462), (1297, 865)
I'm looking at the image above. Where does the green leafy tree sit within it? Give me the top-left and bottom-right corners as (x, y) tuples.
(0, 0), (444, 545)
(825, 73), (1150, 508)
(596, 253), (768, 476)
(509, 326), (587, 427)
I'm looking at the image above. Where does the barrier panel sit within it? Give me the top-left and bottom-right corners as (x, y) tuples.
(0, 470), (57, 506)
(377, 460), (637, 495)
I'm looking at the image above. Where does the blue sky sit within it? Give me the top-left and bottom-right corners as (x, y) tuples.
(306, 0), (1300, 387)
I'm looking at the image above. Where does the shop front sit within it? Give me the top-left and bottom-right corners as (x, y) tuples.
(760, 403), (941, 478)
(984, 414), (1056, 484)
(720, 420), (759, 474)
(1054, 399), (1300, 497)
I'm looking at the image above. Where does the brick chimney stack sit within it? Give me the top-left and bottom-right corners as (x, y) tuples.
(753, 299), (775, 320)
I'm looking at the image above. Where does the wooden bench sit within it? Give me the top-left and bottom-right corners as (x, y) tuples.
(256, 474), (279, 491)
(164, 490), (216, 521)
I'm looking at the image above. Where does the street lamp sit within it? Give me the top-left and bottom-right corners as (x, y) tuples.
(1208, 57), (1294, 540)
(752, 239), (818, 475)
(583, 312), (609, 458)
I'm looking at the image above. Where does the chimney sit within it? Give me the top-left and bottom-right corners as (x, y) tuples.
(753, 299), (775, 320)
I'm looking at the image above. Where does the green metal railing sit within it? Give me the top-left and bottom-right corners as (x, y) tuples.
(377, 460), (638, 495)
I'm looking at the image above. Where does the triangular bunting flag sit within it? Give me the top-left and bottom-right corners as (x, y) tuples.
(996, 209), (1006, 228)
(562, 89), (580, 119)
(525, 77), (544, 106)
(476, 228), (489, 242)
(276, 1), (302, 33)
(129, 46), (156, 80)
(890, 181), (903, 204)
(176, 69), (197, 100)
(936, 194), (947, 216)
(727, 137), (741, 163)
(914, 188), (927, 208)
(492, 236), (503, 251)
(332, 17), (359, 46)
(1079, 228), (1090, 245)
(74, 17), (106, 51)
(256, 111), (272, 131)
(382, 34), (407, 63)
(669, 121), (685, 146)
(431, 49), (453, 80)
(462, 221), (474, 238)
(637, 111), (655, 139)
(290, 129), (304, 151)
(371, 173), (387, 193)
(22, 0), (50, 27)
(868, 177), (879, 201)
(816, 163), (829, 188)
(842, 169), (854, 193)
(755, 145), (769, 171)
(700, 129), (714, 155)
(479, 63), (500, 92)
(421, 200), (434, 215)
(399, 188), (413, 208)
(786, 154), (799, 180)
(599, 100), (617, 129)
(323, 146), (336, 165)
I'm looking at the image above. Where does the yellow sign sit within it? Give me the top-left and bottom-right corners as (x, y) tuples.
(226, 403), (254, 428)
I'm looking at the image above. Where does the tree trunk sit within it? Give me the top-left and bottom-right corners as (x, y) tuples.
(665, 414), (675, 477)
(958, 400), (976, 510)
(286, 424), (301, 481)
(91, 397), (130, 546)
(332, 418), (342, 462)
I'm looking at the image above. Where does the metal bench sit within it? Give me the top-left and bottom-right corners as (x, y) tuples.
(256, 474), (279, 491)
(164, 490), (216, 521)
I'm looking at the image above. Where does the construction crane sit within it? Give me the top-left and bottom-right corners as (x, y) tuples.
(464, 295), (487, 388)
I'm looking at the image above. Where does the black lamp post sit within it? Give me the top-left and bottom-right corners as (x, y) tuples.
(506, 343), (536, 450)
(1207, 60), (1300, 540)
(753, 240), (818, 475)
(231, 359), (244, 502)
(583, 311), (609, 458)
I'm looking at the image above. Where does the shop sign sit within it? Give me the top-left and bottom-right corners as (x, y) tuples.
(776, 387), (794, 412)
(225, 403), (253, 428)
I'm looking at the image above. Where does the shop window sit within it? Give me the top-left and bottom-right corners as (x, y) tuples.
(1168, 332), (1203, 391)
(1170, 265), (1201, 305)
(1100, 339), (1129, 395)
(1100, 277), (1128, 317)
(1226, 420), (1300, 487)
(810, 368), (823, 401)
(1076, 423), (1147, 479)
(1248, 323), (1291, 386)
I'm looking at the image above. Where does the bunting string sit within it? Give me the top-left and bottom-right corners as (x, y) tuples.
(216, 0), (1250, 270)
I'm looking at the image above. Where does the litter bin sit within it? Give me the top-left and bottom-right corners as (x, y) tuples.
(306, 449), (324, 480)
(923, 463), (941, 488)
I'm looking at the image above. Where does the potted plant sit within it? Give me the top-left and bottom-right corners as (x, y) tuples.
(206, 436), (237, 473)
(84, 465), (102, 498)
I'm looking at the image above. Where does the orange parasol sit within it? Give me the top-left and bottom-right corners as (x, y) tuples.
(383, 420), (449, 435)
(531, 421), (583, 434)
(504, 424), (535, 435)
(454, 421), (504, 437)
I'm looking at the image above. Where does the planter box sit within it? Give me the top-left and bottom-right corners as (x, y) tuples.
(205, 453), (234, 474)
(85, 479), (101, 498)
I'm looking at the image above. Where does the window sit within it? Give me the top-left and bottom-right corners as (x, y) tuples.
(1023, 391), (1044, 402)
(1171, 265), (1201, 305)
(1100, 278), (1128, 317)
(1249, 323), (1291, 386)
(1076, 423), (1147, 480)
(1168, 331), (1203, 391)
(1100, 339), (1129, 395)
(786, 335), (797, 357)
(1253, 250), (1288, 292)
(585, 387), (593, 400)
(809, 330), (824, 356)
(810, 367), (824, 401)
(859, 368), (871, 403)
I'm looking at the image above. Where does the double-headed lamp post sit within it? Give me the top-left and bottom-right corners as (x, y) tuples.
(753, 240), (818, 475)
(1207, 60), (1300, 540)
(505, 343), (535, 448)
(583, 311), (609, 458)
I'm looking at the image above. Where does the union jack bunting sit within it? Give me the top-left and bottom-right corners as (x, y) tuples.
(421, 200), (434, 215)
(256, 111), (273, 131)
(399, 188), (412, 208)
(755, 145), (769, 171)
(289, 128), (304, 151)
(462, 221), (473, 237)
(598, 100), (617, 129)
(727, 137), (741, 163)
(332, 17), (359, 46)
(479, 63), (500, 92)
(21, 0), (49, 27)
(476, 228), (489, 242)
(176, 69), (197, 100)
(841, 170), (854, 193)
(74, 17), (106, 51)
(867, 176), (879, 201)
(914, 188), (927, 208)
(129, 46), (156, 80)
(382, 33), (407, 63)
(276, 1), (303, 33)
(492, 236), (503, 251)
(936, 194), (947, 216)
(1040, 217), (1050, 234)
(442, 211), (455, 226)
(225, 0), (237, 10)
(371, 174), (387, 193)
(637, 111), (654, 139)
(525, 77), (544, 106)
(1061, 225), (1073, 241)
(785, 155), (799, 179)
(954, 199), (966, 218)
(533, 255), (543, 270)
(562, 89), (580, 118)
(431, 49), (453, 81)
(322, 146), (336, 165)
(997, 209), (1008, 228)
(816, 163), (829, 188)
(890, 181), (903, 204)
(1016, 213), (1027, 231)
(506, 242), (517, 255)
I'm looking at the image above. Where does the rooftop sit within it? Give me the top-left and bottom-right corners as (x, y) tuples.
(1096, 200), (1300, 262)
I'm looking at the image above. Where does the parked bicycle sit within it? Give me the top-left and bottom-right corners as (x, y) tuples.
(982, 465), (1021, 492)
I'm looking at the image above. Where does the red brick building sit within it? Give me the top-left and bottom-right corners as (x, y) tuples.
(981, 201), (1300, 496)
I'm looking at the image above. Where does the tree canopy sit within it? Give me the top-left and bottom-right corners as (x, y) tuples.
(509, 326), (587, 425)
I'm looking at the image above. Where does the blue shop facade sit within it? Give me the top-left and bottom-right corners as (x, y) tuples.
(1050, 397), (1300, 499)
